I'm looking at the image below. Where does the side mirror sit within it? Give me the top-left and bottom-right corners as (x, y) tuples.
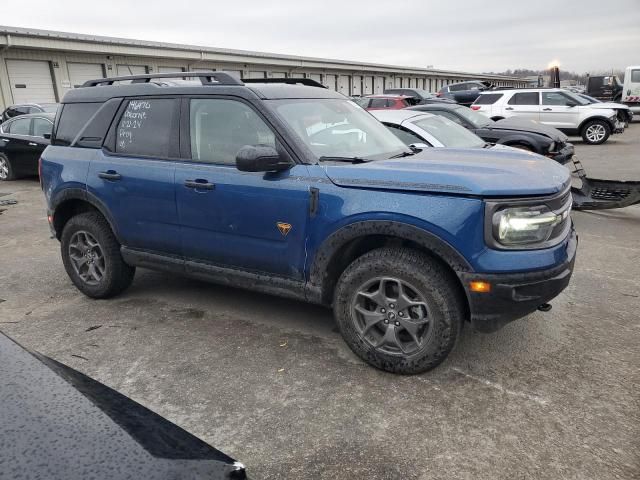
(43, 133), (52, 139)
(409, 143), (430, 151)
(566, 101), (578, 107)
(236, 145), (291, 172)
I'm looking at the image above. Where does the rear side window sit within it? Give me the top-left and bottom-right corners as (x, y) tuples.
(508, 92), (539, 105)
(448, 83), (466, 92)
(116, 99), (175, 157)
(54, 103), (102, 146)
(474, 93), (503, 105)
(369, 98), (387, 108)
(7, 118), (31, 135)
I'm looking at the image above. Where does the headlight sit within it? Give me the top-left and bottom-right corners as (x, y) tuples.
(494, 205), (569, 246)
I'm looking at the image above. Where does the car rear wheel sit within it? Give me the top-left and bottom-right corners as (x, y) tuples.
(61, 212), (135, 298)
(581, 119), (611, 145)
(333, 247), (464, 374)
(0, 154), (15, 181)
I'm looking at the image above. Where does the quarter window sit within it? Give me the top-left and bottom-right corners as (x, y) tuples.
(54, 102), (102, 146)
(189, 99), (276, 165)
(115, 99), (176, 157)
(508, 92), (540, 105)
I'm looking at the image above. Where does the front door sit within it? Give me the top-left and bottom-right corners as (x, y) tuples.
(175, 97), (310, 279)
(539, 92), (580, 129)
(87, 98), (181, 254)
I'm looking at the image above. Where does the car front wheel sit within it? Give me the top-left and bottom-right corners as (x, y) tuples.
(334, 247), (464, 374)
(581, 119), (611, 145)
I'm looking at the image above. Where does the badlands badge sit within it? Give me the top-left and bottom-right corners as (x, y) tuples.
(276, 222), (292, 237)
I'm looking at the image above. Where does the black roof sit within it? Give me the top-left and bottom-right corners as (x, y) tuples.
(63, 71), (344, 103)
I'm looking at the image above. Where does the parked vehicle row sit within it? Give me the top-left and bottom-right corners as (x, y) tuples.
(40, 72), (577, 375)
(471, 88), (628, 144)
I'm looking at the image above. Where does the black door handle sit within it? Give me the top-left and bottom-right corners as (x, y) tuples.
(505, 107), (514, 110)
(184, 179), (215, 190)
(98, 170), (122, 181)
(542, 108), (552, 111)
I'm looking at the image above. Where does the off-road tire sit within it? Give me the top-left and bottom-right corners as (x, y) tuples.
(61, 212), (135, 298)
(333, 247), (465, 374)
(0, 154), (15, 181)
(581, 119), (611, 145)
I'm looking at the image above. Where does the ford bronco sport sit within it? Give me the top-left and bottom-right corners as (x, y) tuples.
(40, 72), (577, 374)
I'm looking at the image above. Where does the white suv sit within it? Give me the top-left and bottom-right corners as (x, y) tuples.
(472, 88), (627, 145)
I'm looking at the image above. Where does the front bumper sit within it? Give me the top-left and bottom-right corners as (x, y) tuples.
(459, 227), (578, 333)
(550, 143), (574, 165)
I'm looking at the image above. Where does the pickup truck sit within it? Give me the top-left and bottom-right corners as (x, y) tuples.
(40, 72), (577, 374)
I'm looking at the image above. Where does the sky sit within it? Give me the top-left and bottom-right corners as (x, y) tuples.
(3, 0), (640, 74)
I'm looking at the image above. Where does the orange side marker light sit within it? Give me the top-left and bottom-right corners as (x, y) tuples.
(470, 281), (491, 293)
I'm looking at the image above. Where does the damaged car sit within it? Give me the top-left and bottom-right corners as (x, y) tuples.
(406, 103), (575, 164)
(41, 73), (577, 374)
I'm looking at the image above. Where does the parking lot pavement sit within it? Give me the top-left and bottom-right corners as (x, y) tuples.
(1, 125), (638, 480)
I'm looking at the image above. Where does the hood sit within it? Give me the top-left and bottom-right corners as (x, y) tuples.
(322, 148), (570, 197)
(491, 118), (568, 141)
(588, 101), (630, 111)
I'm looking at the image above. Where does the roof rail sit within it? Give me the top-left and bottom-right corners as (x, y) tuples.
(242, 77), (327, 89)
(82, 71), (243, 87)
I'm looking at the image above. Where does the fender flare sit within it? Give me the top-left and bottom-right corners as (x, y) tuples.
(308, 220), (473, 300)
(50, 188), (122, 242)
(578, 115), (615, 133)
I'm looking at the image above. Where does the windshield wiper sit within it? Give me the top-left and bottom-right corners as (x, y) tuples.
(318, 156), (372, 164)
(389, 150), (417, 158)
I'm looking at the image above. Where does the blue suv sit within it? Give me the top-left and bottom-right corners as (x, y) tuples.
(40, 72), (577, 374)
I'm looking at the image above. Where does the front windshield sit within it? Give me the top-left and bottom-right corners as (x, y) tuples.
(452, 105), (493, 128)
(270, 99), (410, 160)
(411, 115), (485, 148)
(579, 94), (600, 104)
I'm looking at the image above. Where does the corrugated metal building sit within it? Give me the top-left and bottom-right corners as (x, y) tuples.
(0, 26), (527, 110)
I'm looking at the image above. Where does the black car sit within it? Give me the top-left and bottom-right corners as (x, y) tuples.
(407, 104), (574, 163)
(437, 81), (492, 106)
(383, 88), (456, 105)
(0, 112), (54, 180)
(1, 102), (59, 122)
(0, 332), (248, 480)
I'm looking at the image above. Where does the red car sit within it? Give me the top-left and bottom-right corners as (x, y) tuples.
(353, 94), (412, 110)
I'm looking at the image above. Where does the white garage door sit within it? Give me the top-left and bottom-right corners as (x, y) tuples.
(117, 64), (147, 76)
(324, 74), (336, 90)
(373, 76), (384, 94)
(337, 75), (350, 94)
(363, 76), (373, 94)
(68, 62), (104, 88)
(352, 75), (362, 96)
(247, 71), (266, 79)
(6, 59), (56, 104)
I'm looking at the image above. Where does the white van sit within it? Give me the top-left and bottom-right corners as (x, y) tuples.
(622, 66), (640, 114)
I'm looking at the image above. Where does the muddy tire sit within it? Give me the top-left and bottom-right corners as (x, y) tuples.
(61, 212), (135, 298)
(581, 119), (611, 145)
(0, 154), (15, 181)
(333, 247), (464, 374)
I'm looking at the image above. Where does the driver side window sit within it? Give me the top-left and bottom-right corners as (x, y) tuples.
(189, 99), (276, 165)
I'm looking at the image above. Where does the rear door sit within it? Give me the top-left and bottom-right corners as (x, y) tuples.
(504, 92), (540, 121)
(174, 97), (311, 279)
(87, 98), (181, 254)
(0, 117), (34, 174)
(540, 92), (580, 129)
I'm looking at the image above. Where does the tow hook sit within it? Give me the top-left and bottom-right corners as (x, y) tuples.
(538, 303), (552, 312)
